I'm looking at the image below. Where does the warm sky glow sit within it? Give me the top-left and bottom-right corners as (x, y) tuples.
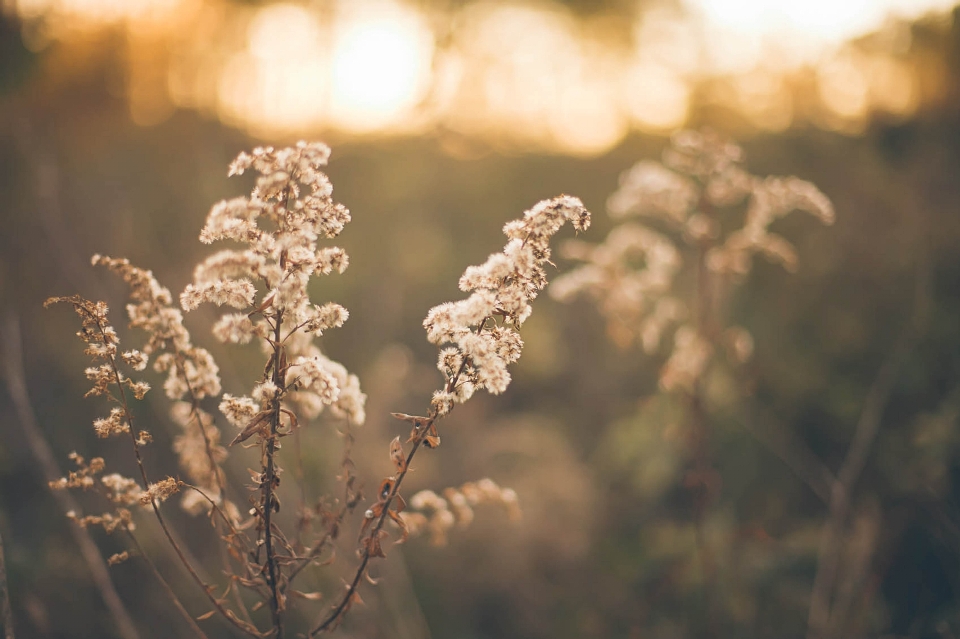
(329, 4), (434, 131)
(8, 0), (958, 152)
(686, 0), (957, 65)
(211, 1), (433, 135)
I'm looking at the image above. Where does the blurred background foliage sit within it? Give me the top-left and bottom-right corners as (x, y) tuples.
(1, 0), (960, 637)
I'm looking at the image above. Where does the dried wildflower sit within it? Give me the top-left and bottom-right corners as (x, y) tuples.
(607, 160), (699, 223)
(553, 129), (834, 389)
(68, 510), (135, 534)
(139, 477), (182, 506)
(312, 195), (589, 635)
(53, 141), (593, 637)
(101, 474), (144, 506)
(424, 195), (590, 401)
(50, 452), (106, 491)
(93, 254), (223, 401)
(402, 479), (521, 546)
(92, 408), (130, 438)
(185, 142), (365, 430)
(107, 551), (130, 566)
(659, 325), (713, 393)
(552, 223), (683, 351)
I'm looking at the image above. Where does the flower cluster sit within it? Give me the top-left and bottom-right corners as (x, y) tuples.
(401, 479), (521, 545)
(551, 130), (834, 391)
(93, 255), (226, 513)
(49, 143), (372, 638)
(50, 454), (138, 535)
(49, 142), (595, 637)
(552, 223), (683, 351)
(182, 142), (365, 430)
(424, 195), (591, 416)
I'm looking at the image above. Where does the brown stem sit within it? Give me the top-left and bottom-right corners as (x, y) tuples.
(287, 422), (357, 586)
(688, 228), (719, 639)
(123, 530), (209, 639)
(172, 361), (255, 625)
(309, 435), (427, 635)
(261, 313), (284, 638)
(805, 212), (931, 639)
(309, 318), (494, 635)
(85, 310), (263, 639)
(0, 316), (142, 639)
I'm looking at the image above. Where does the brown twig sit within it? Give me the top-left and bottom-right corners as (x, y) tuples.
(806, 237), (931, 639)
(741, 405), (836, 504)
(286, 422), (358, 586)
(309, 316), (494, 635)
(122, 530), (208, 639)
(0, 315), (141, 639)
(688, 215), (719, 639)
(75, 302), (262, 639)
(257, 312), (285, 637)
(309, 434), (427, 635)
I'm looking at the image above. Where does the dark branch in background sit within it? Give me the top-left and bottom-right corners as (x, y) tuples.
(741, 405), (836, 504)
(806, 221), (932, 639)
(0, 315), (141, 639)
(0, 522), (13, 639)
(10, 118), (106, 299)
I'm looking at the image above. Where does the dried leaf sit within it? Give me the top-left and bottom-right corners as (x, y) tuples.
(350, 590), (365, 607)
(387, 509), (409, 545)
(389, 436), (406, 472)
(280, 408), (299, 431)
(390, 412), (426, 423)
(237, 576), (266, 588)
(424, 423), (441, 448)
(289, 590), (324, 601)
(230, 411), (272, 446)
(377, 478), (395, 502)
(363, 533), (386, 558)
(359, 503), (383, 539)
(196, 610), (217, 621)
(249, 292), (275, 317)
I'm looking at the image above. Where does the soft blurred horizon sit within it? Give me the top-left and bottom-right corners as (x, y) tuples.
(3, 1), (960, 638)
(4, 0), (959, 152)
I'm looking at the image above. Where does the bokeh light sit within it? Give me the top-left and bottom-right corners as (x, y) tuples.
(6, 0), (959, 150)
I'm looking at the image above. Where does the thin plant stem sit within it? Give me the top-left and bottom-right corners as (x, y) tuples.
(309, 435), (427, 636)
(173, 360), (255, 625)
(122, 530), (209, 639)
(260, 312), (285, 638)
(806, 231), (931, 639)
(0, 523), (14, 639)
(80, 305), (263, 639)
(309, 317), (494, 635)
(0, 315), (141, 639)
